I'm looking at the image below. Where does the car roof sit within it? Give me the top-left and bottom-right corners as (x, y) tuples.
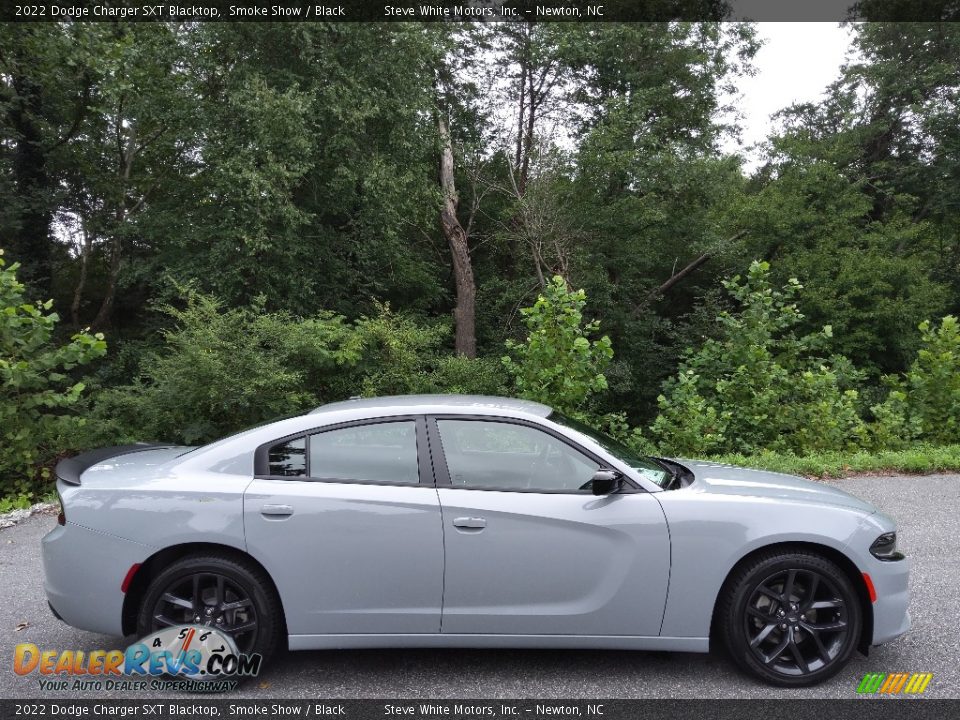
(308, 394), (552, 418)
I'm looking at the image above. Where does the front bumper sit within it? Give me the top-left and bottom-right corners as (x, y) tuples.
(868, 554), (912, 645)
(42, 521), (152, 637)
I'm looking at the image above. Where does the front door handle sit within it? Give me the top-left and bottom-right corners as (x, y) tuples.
(453, 516), (487, 529)
(261, 504), (294, 517)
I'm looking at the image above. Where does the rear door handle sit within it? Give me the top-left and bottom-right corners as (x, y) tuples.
(453, 516), (486, 529)
(261, 504), (294, 517)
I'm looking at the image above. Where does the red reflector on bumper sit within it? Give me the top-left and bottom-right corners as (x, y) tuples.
(862, 572), (877, 603)
(121, 563), (141, 594)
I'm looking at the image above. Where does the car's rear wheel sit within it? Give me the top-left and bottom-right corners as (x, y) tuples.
(719, 550), (862, 686)
(137, 553), (283, 665)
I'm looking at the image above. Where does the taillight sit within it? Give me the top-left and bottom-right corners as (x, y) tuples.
(56, 491), (65, 526)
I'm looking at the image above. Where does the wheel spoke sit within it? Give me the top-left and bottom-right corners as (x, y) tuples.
(749, 623), (777, 648)
(802, 574), (819, 609)
(191, 575), (201, 610)
(804, 624), (833, 663)
(805, 619), (847, 632)
(153, 614), (178, 628)
(215, 575), (225, 606)
(809, 599), (843, 611)
(763, 634), (790, 665)
(221, 598), (253, 612)
(756, 584), (782, 603)
(783, 570), (797, 602)
(162, 593), (193, 610)
(226, 620), (257, 635)
(788, 631), (810, 674)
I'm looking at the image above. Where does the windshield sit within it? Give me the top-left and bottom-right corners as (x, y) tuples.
(549, 412), (671, 487)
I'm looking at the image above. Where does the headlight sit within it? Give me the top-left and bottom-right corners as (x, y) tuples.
(870, 531), (904, 560)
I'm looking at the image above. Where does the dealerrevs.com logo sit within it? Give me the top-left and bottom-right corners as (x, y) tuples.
(14, 625), (261, 692)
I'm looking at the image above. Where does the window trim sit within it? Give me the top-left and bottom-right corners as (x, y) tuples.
(254, 415), (429, 487)
(426, 414), (641, 494)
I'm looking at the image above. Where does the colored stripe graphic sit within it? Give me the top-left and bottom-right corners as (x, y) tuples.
(857, 673), (886, 693)
(904, 674), (933, 694)
(857, 672), (932, 694)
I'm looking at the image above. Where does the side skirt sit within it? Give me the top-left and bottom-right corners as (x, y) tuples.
(287, 634), (709, 653)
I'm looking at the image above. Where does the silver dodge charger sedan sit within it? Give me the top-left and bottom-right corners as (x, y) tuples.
(42, 395), (910, 686)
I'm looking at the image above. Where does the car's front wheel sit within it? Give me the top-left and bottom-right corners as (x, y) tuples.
(718, 550), (862, 686)
(137, 553), (283, 667)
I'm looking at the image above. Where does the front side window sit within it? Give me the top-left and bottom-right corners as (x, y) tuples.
(549, 412), (671, 487)
(309, 421), (419, 484)
(436, 419), (599, 492)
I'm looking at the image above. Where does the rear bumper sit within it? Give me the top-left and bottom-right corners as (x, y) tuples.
(41, 521), (152, 637)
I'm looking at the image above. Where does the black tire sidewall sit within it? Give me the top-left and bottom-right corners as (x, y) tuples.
(722, 552), (862, 687)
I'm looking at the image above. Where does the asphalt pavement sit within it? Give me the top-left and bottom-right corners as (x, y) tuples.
(1, 474), (956, 700)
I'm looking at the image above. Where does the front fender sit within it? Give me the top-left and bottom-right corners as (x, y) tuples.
(655, 492), (874, 639)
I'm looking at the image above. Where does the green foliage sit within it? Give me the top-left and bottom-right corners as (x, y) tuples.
(713, 445), (960, 480)
(502, 276), (613, 414)
(0, 251), (106, 499)
(83, 292), (510, 448)
(871, 316), (960, 446)
(84, 291), (358, 446)
(651, 261), (866, 455)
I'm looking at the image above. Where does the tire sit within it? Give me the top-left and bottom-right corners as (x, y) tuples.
(137, 553), (283, 669)
(718, 550), (862, 687)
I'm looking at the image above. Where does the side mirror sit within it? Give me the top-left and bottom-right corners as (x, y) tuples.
(590, 469), (622, 495)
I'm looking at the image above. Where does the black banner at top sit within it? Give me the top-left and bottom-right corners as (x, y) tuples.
(1, 0), (959, 22)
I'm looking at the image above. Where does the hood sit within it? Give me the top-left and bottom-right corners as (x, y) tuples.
(677, 459), (877, 514)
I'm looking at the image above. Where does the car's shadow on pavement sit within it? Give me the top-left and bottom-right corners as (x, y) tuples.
(243, 645), (892, 699)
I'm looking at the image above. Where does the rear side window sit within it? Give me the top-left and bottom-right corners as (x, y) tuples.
(309, 421), (419, 484)
(268, 438), (307, 477)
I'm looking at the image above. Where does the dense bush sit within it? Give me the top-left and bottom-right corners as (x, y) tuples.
(84, 292), (359, 446)
(502, 276), (613, 414)
(0, 251), (106, 504)
(82, 294), (507, 448)
(871, 316), (960, 447)
(650, 261), (866, 456)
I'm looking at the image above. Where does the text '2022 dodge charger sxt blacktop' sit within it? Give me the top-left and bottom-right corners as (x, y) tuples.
(42, 394), (910, 686)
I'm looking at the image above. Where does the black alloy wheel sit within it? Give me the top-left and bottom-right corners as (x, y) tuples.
(719, 550), (862, 686)
(150, 571), (259, 654)
(137, 553), (283, 665)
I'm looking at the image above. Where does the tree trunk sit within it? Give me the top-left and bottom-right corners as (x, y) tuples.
(71, 220), (93, 326)
(438, 114), (476, 358)
(92, 116), (137, 329)
(8, 71), (53, 292)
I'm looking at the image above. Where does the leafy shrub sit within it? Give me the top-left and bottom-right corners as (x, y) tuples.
(83, 294), (510, 449)
(651, 261), (866, 456)
(502, 276), (613, 414)
(871, 316), (960, 446)
(85, 292), (358, 446)
(0, 251), (106, 500)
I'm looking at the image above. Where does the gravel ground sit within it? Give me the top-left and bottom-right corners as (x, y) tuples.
(0, 474), (954, 700)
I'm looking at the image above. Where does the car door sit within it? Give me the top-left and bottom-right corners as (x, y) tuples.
(429, 416), (670, 637)
(243, 416), (444, 637)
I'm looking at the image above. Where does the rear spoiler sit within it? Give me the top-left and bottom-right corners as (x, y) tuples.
(55, 444), (178, 486)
